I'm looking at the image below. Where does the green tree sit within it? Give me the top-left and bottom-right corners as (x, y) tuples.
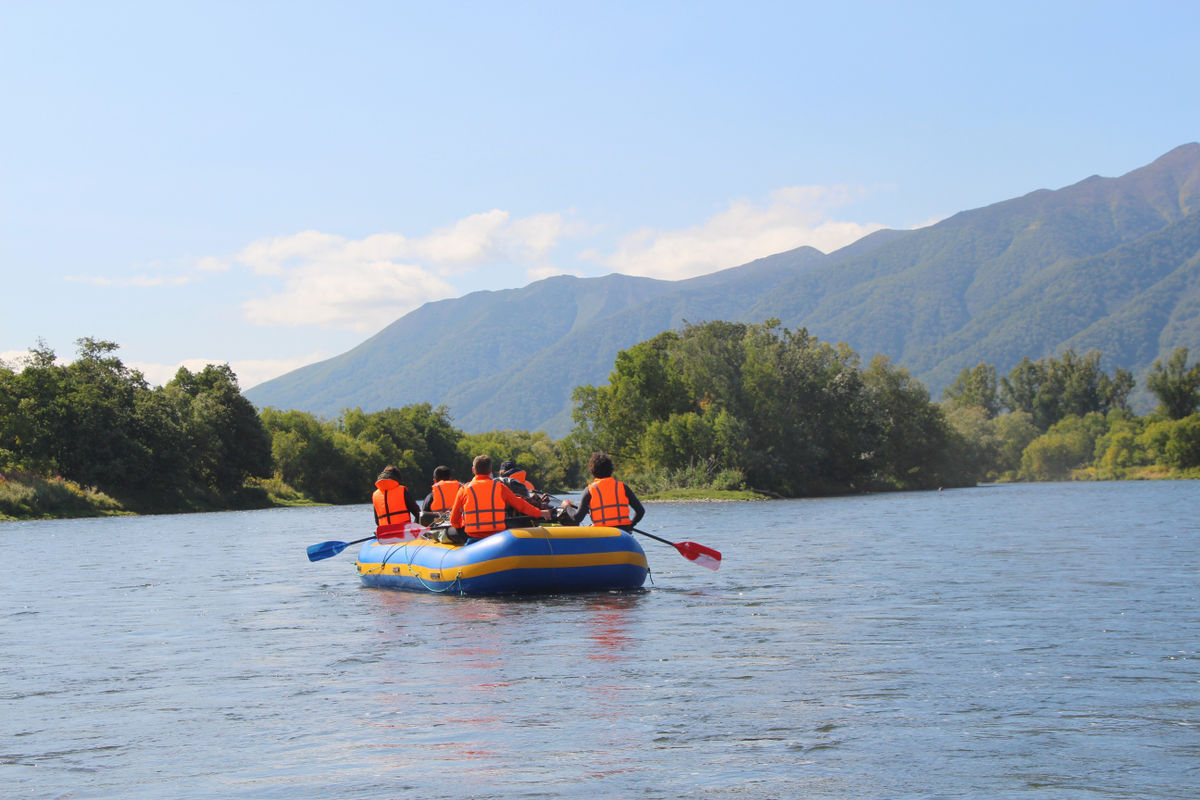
(260, 408), (367, 503)
(169, 365), (273, 494)
(862, 355), (962, 490)
(1146, 347), (1200, 420)
(1001, 350), (1133, 430)
(943, 363), (1000, 417)
(1162, 415), (1200, 468)
(457, 429), (576, 492)
(569, 320), (968, 496)
(1019, 413), (1106, 481)
(1091, 412), (1147, 479)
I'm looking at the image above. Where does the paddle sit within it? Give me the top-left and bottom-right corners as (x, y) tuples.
(306, 522), (427, 562)
(631, 527), (722, 571)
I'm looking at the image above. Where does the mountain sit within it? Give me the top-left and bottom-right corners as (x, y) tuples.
(246, 143), (1200, 434)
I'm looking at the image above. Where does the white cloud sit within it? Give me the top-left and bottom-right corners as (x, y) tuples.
(1, 349), (35, 368)
(242, 259), (457, 333)
(591, 185), (887, 281)
(231, 210), (575, 332)
(195, 256), (230, 272)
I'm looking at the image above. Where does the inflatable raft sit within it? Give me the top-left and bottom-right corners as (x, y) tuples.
(355, 525), (649, 595)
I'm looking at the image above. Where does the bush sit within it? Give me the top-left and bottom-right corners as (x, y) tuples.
(1162, 414), (1200, 469)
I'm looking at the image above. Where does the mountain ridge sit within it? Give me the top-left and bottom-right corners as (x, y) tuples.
(246, 143), (1200, 435)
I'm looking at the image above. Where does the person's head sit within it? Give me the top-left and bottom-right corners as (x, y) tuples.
(472, 454), (492, 476)
(376, 465), (403, 485)
(433, 465), (452, 482)
(498, 459), (518, 477)
(587, 452), (614, 479)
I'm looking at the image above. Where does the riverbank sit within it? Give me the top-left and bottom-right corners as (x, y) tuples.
(0, 472), (327, 521)
(5, 470), (1196, 521)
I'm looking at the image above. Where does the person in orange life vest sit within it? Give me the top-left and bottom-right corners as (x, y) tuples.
(497, 460), (536, 497)
(449, 454), (550, 542)
(497, 459), (545, 527)
(372, 465), (421, 528)
(559, 452), (644, 530)
(421, 465), (463, 515)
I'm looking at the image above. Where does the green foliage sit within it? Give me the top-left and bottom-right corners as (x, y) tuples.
(0, 340), (273, 511)
(1139, 414), (1200, 469)
(570, 320), (966, 497)
(260, 404), (467, 504)
(943, 363), (1000, 417)
(456, 429), (581, 492)
(1000, 350), (1133, 431)
(1091, 412), (1149, 479)
(0, 471), (126, 520)
(1146, 347), (1200, 420)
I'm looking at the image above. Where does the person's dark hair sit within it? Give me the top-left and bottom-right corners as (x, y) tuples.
(433, 465), (452, 481)
(472, 454), (492, 475)
(588, 452), (614, 478)
(377, 465), (403, 483)
(498, 459), (518, 476)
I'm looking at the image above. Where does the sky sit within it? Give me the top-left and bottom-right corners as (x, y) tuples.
(3, 1), (1199, 390)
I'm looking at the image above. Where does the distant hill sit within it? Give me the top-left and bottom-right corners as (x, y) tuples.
(246, 143), (1200, 435)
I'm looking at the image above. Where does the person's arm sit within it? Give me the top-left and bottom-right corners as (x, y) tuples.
(499, 482), (548, 519)
(449, 487), (467, 529)
(405, 489), (422, 522)
(560, 490), (590, 524)
(420, 492), (434, 513)
(625, 486), (645, 528)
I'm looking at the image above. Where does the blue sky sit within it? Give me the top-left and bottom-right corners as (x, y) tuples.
(3, 1), (1198, 389)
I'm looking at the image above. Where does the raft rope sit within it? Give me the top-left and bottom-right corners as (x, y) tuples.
(373, 541), (464, 594)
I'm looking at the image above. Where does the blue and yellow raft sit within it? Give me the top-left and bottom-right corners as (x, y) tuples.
(355, 525), (649, 595)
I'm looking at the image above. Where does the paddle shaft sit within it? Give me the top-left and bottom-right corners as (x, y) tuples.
(631, 526), (675, 546)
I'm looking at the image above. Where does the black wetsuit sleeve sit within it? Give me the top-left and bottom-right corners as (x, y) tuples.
(564, 490), (591, 524)
(626, 487), (645, 528)
(421, 492), (435, 513)
(406, 490), (422, 522)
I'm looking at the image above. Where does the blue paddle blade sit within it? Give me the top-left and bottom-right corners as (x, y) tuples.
(307, 540), (349, 562)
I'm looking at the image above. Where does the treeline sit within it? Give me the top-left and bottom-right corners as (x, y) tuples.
(570, 319), (965, 496)
(569, 320), (1200, 493)
(0, 338), (581, 517)
(942, 348), (1200, 481)
(259, 407), (579, 505)
(3, 330), (1198, 519)
(1, 339), (270, 514)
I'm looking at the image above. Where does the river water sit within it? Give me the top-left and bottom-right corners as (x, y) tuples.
(2, 481), (1197, 799)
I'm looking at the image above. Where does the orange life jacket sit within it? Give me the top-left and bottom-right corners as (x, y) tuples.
(372, 479), (411, 526)
(587, 477), (631, 528)
(505, 470), (535, 493)
(460, 478), (508, 538)
(428, 479), (462, 512)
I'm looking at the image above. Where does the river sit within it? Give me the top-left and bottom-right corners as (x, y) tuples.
(2, 481), (1197, 799)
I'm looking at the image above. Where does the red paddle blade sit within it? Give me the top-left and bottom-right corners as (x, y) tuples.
(376, 522), (426, 542)
(674, 541), (722, 571)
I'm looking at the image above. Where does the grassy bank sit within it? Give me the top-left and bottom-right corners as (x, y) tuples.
(642, 488), (769, 501)
(0, 472), (129, 520)
(0, 472), (328, 521)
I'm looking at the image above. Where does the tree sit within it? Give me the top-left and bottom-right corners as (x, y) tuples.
(568, 320), (967, 496)
(943, 363), (1000, 417)
(1000, 350), (1133, 430)
(169, 364), (273, 495)
(1146, 347), (1200, 420)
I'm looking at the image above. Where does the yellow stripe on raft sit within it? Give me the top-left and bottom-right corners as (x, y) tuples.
(357, 550), (648, 581)
(509, 526), (625, 539)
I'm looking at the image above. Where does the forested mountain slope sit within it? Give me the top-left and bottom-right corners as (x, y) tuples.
(246, 144), (1200, 434)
